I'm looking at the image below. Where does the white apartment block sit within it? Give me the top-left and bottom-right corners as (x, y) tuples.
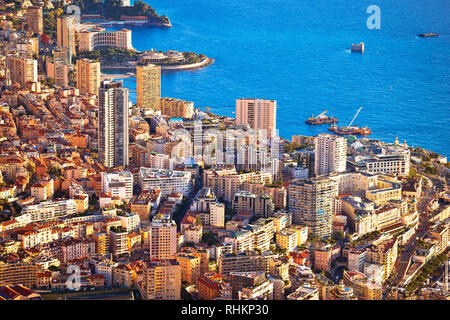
(349, 149), (411, 177)
(315, 133), (347, 176)
(209, 202), (225, 228)
(93, 258), (118, 287)
(292, 166), (309, 180)
(110, 229), (129, 256)
(117, 213), (140, 232)
(18, 199), (77, 225)
(244, 219), (275, 252)
(224, 230), (254, 254)
(139, 167), (192, 197)
(190, 188), (225, 227)
(148, 153), (174, 170)
(101, 171), (133, 201)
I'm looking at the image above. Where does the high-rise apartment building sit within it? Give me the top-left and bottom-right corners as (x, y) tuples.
(232, 191), (275, 218)
(136, 64), (161, 113)
(6, 55), (37, 88)
(140, 259), (181, 300)
(314, 133), (347, 176)
(235, 98), (277, 137)
(53, 47), (72, 64)
(175, 252), (201, 285)
(57, 15), (76, 56)
(76, 59), (101, 95)
(26, 6), (43, 35)
(46, 61), (69, 87)
(148, 217), (177, 260)
(288, 177), (338, 239)
(98, 80), (129, 168)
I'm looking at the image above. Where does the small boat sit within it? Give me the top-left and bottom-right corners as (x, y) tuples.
(351, 42), (364, 53)
(418, 33), (439, 38)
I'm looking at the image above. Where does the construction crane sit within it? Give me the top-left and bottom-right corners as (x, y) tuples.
(347, 107), (363, 128)
(312, 110), (328, 119)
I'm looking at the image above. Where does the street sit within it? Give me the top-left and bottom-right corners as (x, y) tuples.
(384, 186), (435, 297)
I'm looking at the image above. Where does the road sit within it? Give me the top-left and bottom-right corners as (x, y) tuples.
(383, 187), (435, 297)
(172, 175), (203, 228)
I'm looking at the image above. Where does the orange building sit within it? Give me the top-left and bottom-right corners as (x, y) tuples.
(65, 133), (89, 149)
(197, 272), (223, 300)
(314, 246), (332, 272)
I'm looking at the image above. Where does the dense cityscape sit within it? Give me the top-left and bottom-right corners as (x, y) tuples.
(0, 0), (449, 303)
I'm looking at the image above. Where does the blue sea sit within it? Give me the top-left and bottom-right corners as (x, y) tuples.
(110, 0), (450, 157)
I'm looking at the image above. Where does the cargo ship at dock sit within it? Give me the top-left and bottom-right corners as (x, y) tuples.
(305, 110), (338, 125)
(327, 107), (372, 136)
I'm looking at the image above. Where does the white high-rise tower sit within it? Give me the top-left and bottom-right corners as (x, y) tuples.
(314, 133), (347, 176)
(98, 80), (129, 168)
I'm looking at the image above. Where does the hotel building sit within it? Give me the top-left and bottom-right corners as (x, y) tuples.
(79, 28), (132, 51)
(348, 148), (411, 177)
